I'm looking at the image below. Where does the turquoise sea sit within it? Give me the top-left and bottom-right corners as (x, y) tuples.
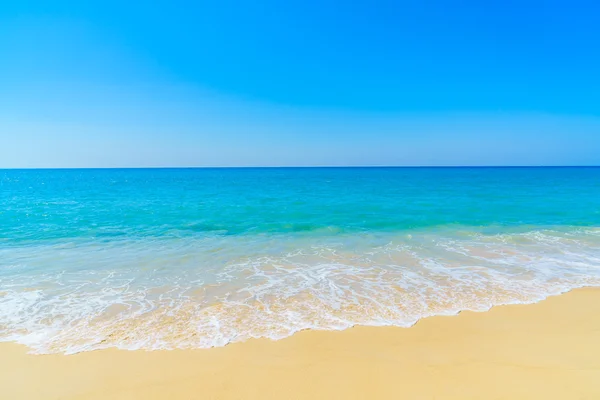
(1, 167), (600, 354)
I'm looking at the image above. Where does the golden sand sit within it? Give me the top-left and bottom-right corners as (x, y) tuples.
(2, 288), (600, 399)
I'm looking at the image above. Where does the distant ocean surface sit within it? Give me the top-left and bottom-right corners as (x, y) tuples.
(1, 167), (600, 354)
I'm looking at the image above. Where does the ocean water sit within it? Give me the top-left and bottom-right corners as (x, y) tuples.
(1, 167), (600, 354)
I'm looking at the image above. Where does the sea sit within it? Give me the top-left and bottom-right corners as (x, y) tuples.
(1, 167), (600, 354)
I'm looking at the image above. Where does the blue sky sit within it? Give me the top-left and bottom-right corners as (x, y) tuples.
(1, 0), (599, 167)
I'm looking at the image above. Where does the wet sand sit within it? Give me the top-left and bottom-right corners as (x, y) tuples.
(2, 288), (600, 399)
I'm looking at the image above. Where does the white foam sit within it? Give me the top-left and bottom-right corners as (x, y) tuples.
(1, 228), (600, 354)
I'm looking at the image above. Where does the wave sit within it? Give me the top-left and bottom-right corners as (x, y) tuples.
(1, 227), (600, 354)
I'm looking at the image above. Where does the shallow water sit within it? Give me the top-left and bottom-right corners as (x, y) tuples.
(1, 167), (600, 353)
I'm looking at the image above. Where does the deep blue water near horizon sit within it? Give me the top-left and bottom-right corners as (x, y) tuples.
(1, 167), (600, 353)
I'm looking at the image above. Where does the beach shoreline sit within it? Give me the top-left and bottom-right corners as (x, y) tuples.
(2, 287), (600, 399)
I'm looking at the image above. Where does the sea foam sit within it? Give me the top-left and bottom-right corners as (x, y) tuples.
(1, 228), (599, 354)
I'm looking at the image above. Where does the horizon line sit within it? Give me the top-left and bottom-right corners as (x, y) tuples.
(2, 165), (600, 170)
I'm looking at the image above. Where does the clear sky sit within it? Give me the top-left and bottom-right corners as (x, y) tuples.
(1, 0), (599, 167)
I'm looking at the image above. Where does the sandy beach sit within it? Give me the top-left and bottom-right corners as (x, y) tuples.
(0, 288), (599, 399)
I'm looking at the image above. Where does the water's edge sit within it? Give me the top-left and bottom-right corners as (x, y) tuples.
(2, 283), (595, 356)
